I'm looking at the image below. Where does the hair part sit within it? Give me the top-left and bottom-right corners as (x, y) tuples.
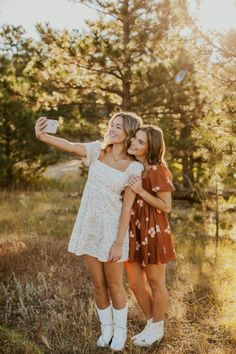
(137, 125), (166, 166)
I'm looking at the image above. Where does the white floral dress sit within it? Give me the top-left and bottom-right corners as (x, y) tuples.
(68, 141), (143, 262)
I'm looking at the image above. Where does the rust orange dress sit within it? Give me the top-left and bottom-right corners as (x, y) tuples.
(129, 164), (176, 267)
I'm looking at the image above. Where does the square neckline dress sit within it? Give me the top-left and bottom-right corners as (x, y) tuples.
(68, 141), (144, 262)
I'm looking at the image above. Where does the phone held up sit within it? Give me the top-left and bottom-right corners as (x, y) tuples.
(43, 119), (59, 134)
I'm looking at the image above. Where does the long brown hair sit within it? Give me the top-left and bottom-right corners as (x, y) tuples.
(103, 111), (143, 151)
(137, 125), (166, 165)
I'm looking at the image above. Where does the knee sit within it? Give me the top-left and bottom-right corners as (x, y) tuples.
(148, 279), (167, 294)
(107, 282), (123, 295)
(94, 281), (107, 295)
(129, 281), (146, 295)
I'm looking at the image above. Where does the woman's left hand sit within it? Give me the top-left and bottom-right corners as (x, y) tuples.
(128, 175), (144, 194)
(108, 243), (122, 262)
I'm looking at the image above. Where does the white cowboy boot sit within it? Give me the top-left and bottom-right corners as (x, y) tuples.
(132, 318), (153, 341)
(96, 305), (113, 347)
(110, 305), (128, 351)
(133, 320), (164, 347)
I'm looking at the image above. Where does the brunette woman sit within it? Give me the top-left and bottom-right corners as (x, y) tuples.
(126, 125), (176, 347)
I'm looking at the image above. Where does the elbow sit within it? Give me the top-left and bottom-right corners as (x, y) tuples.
(165, 203), (172, 213)
(162, 203), (171, 213)
(68, 142), (76, 154)
(165, 207), (171, 213)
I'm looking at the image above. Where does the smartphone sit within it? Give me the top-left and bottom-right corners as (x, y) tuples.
(43, 119), (59, 134)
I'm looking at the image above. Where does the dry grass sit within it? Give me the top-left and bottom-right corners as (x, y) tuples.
(0, 180), (235, 353)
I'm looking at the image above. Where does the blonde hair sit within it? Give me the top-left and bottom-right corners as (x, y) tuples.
(137, 125), (166, 165)
(103, 111), (143, 151)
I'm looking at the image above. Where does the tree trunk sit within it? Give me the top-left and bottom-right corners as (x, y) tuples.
(4, 118), (14, 187)
(180, 125), (194, 187)
(122, 0), (131, 110)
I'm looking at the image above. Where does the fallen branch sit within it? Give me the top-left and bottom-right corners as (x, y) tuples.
(173, 189), (236, 202)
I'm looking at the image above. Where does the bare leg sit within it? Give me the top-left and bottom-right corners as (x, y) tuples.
(104, 261), (126, 309)
(104, 261), (128, 351)
(83, 255), (110, 308)
(126, 261), (153, 319)
(144, 264), (168, 321)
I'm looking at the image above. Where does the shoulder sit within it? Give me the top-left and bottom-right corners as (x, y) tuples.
(82, 140), (102, 164)
(83, 140), (102, 148)
(83, 140), (102, 155)
(148, 164), (175, 191)
(149, 164), (172, 177)
(92, 140), (102, 148)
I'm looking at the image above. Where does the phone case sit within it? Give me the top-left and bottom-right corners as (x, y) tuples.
(43, 119), (59, 134)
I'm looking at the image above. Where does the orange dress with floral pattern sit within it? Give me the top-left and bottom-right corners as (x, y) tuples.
(129, 164), (176, 267)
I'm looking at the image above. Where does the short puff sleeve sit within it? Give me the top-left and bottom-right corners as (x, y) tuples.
(149, 165), (175, 192)
(127, 161), (144, 177)
(82, 141), (102, 166)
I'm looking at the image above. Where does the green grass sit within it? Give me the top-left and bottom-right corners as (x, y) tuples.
(0, 325), (43, 354)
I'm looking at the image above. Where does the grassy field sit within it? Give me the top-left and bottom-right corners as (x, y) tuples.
(0, 177), (235, 353)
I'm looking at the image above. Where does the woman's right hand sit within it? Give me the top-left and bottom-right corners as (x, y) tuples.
(108, 243), (122, 262)
(35, 117), (48, 140)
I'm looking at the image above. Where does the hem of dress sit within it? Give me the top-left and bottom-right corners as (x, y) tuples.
(68, 249), (128, 263)
(128, 255), (177, 266)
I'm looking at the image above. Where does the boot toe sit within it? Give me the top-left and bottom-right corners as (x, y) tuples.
(133, 334), (163, 347)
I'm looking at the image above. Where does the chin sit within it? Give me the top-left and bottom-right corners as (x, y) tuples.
(109, 137), (117, 143)
(110, 136), (121, 142)
(128, 149), (135, 155)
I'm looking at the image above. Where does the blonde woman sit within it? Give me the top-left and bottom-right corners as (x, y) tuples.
(35, 112), (143, 351)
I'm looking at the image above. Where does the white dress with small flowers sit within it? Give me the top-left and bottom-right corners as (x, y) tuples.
(68, 141), (143, 262)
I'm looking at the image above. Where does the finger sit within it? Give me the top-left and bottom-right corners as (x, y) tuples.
(132, 176), (140, 183)
(130, 175), (138, 181)
(38, 121), (48, 130)
(39, 118), (47, 123)
(130, 178), (139, 186)
(36, 119), (46, 127)
(108, 252), (113, 261)
(39, 118), (47, 125)
(39, 116), (47, 122)
(37, 118), (46, 126)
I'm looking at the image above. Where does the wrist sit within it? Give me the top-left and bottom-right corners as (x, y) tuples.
(138, 188), (145, 197)
(37, 133), (46, 141)
(113, 240), (122, 248)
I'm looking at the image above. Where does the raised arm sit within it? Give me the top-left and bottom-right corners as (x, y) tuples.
(108, 186), (136, 262)
(35, 117), (86, 157)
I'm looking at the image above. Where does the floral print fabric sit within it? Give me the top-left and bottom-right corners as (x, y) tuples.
(129, 165), (176, 266)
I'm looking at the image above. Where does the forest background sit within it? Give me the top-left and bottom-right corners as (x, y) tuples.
(0, 1), (235, 353)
